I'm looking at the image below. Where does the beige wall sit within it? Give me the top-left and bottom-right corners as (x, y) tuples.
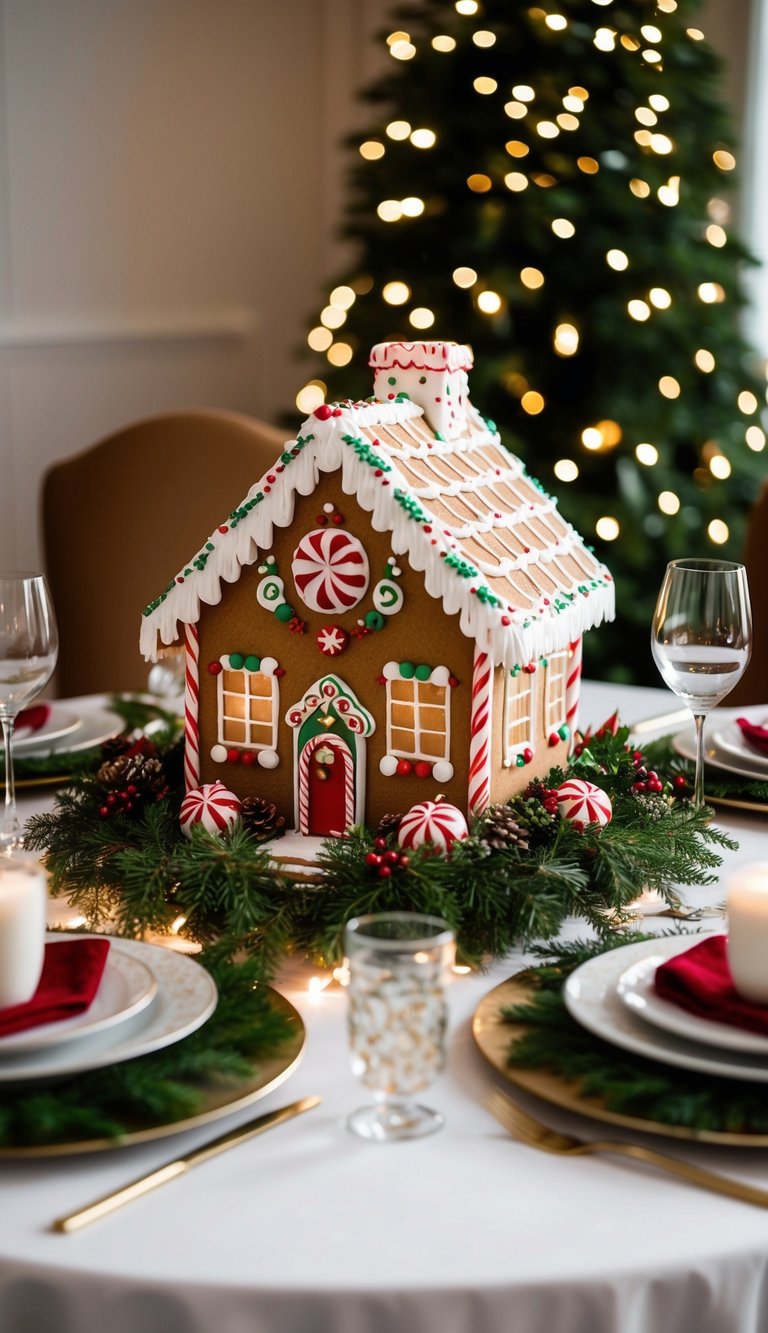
(0, 0), (758, 573)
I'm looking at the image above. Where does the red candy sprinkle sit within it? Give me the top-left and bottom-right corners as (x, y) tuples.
(313, 404), (333, 420)
(208, 662), (223, 675)
(396, 758), (413, 776)
(414, 761), (432, 779)
(227, 749), (240, 764)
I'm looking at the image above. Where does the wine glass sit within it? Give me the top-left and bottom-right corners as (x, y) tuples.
(345, 912), (455, 1141)
(651, 558), (751, 806)
(0, 574), (58, 851)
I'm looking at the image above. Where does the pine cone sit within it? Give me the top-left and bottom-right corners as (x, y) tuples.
(241, 796), (286, 841)
(477, 803), (530, 853)
(96, 753), (166, 797)
(374, 812), (403, 840)
(96, 754), (131, 786)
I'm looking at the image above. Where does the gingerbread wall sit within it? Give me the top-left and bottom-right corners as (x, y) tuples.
(196, 470), (477, 829)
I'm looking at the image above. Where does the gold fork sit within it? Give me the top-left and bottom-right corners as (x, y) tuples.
(486, 1088), (768, 1208)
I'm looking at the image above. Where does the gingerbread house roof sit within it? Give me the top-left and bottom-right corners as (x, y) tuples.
(141, 387), (614, 671)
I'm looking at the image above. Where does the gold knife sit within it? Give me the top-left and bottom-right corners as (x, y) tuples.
(52, 1094), (321, 1234)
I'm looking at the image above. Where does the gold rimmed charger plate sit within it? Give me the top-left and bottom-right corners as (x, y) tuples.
(472, 974), (768, 1148)
(705, 793), (768, 816)
(0, 989), (305, 1158)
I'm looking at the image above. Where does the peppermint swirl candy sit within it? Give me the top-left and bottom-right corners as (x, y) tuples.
(179, 782), (242, 838)
(397, 799), (469, 855)
(556, 778), (612, 830)
(292, 529), (369, 613)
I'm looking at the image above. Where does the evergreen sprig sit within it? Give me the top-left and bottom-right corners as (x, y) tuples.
(500, 935), (768, 1135)
(0, 945), (295, 1149)
(24, 722), (737, 970)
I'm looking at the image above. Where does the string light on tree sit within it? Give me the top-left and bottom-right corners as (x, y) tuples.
(304, 0), (765, 686)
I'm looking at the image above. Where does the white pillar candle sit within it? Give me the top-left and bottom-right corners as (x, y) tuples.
(727, 863), (768, 1004)
(0, 858), (47, 1008)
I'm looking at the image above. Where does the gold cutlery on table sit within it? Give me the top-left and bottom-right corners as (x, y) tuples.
(486, 1089), (768, 1208)
(53, 1094), (321, 1234)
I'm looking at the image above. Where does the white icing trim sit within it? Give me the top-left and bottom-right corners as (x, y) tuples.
(544, 649), (569, 733)
(503, 671), (535, 768)
(369, 341), (473, 373)
(216, 665), (279, 753)
(141, 380), (615, 671)
(385, 669), (451, 764)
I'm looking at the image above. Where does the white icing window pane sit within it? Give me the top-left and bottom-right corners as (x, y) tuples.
(544, 651), (568, 731)
(504, 672), (534, 765)
(386, 671), (451, 761)
(217, 667), (278, 750)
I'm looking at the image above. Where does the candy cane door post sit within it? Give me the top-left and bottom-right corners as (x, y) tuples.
(303, 734), (354, 837)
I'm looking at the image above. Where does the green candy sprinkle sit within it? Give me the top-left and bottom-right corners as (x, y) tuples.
(365, 610), (385, 631)
(400, 662), (415, 679)
(245, 655), (261, 672)
(229, 653), (244, 670)
(274, 603), (294, 623)
(415, 664), (431, 681)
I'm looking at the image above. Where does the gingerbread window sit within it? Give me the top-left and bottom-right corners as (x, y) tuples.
(216, 656), (279, 752)
(386, 669), (451, 762)
(544, 649), (568, 732)
(503, 670), (535, 766)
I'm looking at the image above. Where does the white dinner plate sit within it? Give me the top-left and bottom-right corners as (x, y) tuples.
(673, 728), (768, 783)
(0, 935), (217, 1083)
(710, 719), (768, 773)
(14, 705), (81, 751)
(0, 937), (157, 1055)
(564, 934), (768, 1082)
(20, 705), (124, 760)
(616, 951), (768, 1058)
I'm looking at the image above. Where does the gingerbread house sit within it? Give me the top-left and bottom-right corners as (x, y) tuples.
(141, 342), (614, 836)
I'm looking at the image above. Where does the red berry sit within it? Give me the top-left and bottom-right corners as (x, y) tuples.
(127, 784), (138, 797)
(384, 849), (400, 864)
(632, 781), (647, 793)
(106, 792), (118, 807)
(544, 798), (559, 814)
(374, 837), (386, 850)
(398, 855), (410, 868)
(414, 761), (432, 779)
(99, 806), (110, 818)
(378, 864), (393, 879)
(673, 774), (687, 790)
(365, 852), (382, 867)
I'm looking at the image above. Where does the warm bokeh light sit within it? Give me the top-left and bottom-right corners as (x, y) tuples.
(521, 390), (545, 414)
(709, 454), (732, 479)
(649, 287), (672, 309)
(537, 121), (560, 139)
(512, 85), (535, 101)
(596, 516), (620, 541)
(504, 101), (528, 119)
(594, 28), (616, 51)
(658, 491), (681, 515)
(713, 150), (736, 171)
(296, 381), (326, 413)
(708, 519), (729, 544)
(636, 107), (658, 127)
(467, 173), (493, 192)
(606, 249), (629, 270)
(628, 299), (651, 321)
(477, 290), (503, 314)
(432, 34), (457, 51)
(360, 140), (385, 161)
(307, 326), (333, 352)
(738, 390), (759, 414)
(552, 218), (575, 238)
(411, 128), (437, 149)
(658, 376), (680, 398)
(650, 133), (673, 154)
(650, 94), (670, 111)
(635, 443), (659, 466)
(386, 120), (411, 140)
(453, 266), (478, 288)
(506, 140), (530, 157)
(327, 342), (353, 367)
(563, 95), (584, 112)
(521, 267), (545, 288)
(504, 172), (528, 191)
(554, 323), (579, 356)
(629, 178), (651, 198)
(698, 282), (725, 303)
(554, 459), (579, 482)
(706, 224), (727, 247)
(474, 76), (498, 95)
(390, 40), (416, 60)
(577, 156), (599, 173)
(658, 176), (680, 206)
(409, 306), (435, 329)
(746, 425), (766, 451)
(641, 24), (662, 41)
(455, 0), (479, 12)
(582, 427), (603, 450)
(473, 30), (497, 47)
(377, 200), (402, 222)
(320, 305), (346, 329)
(382, 281), (411, 305)
(330, 286), (355, 309)
(695, 349), (716, 372)
(401, 196), (425, 216)
(545, 13), (568, 29)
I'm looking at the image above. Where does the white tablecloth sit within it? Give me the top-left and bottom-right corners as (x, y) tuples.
(2, 682), (768, 1333)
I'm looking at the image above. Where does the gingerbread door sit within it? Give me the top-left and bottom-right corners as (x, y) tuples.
(286, 675), (375, 836)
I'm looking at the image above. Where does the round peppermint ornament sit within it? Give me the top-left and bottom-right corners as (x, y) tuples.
(180, 782), (242, 838)
(397, 799), (469, 855)
(292, 528), (369, 613)
(556, 779), (612, 832)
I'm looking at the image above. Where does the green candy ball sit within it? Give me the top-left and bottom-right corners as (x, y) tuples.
(274, 603), (294, 623)
(245, 655), (261, 672)
(229, 652), (244, 670)
(399, 661), (415, 678)
(415, 664), (431, 681)
(365, 610), (385, 631)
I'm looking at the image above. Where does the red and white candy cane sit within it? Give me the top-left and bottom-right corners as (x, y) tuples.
(468, 649), (492, 817)
(183, 622), (201, 792)
(565, 638), (582, 735)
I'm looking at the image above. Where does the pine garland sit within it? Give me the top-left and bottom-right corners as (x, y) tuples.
(24, 716), (736, 970)
(0, 943), (296, 1149)
(500, 936), (768, 1135)
(643, 736), (768, 805)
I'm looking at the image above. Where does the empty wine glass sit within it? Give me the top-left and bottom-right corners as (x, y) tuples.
(345, 912), (455, 1141)
(651, 558), (751, 806)
(0, 574), (58, 851)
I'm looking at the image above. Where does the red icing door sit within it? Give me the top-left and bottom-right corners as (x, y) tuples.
(305, 736), (353, 836)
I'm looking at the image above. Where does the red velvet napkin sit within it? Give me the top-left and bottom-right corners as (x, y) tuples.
(0, 938), (110, 1038)
(15, 704), (51, 740)
(654, 935), (768, 1036)
(736, 717), (768, 759)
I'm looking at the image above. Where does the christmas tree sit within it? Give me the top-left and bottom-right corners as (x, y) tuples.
(298, 0), (764, 683)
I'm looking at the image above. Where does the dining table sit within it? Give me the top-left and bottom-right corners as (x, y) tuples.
(2, 678), (768, 1333)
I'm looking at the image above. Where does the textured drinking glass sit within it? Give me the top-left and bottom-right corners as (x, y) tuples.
(0, 574), (58, 851)
(345, 912), (455, 1141)
(651, 558), (751, 807)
